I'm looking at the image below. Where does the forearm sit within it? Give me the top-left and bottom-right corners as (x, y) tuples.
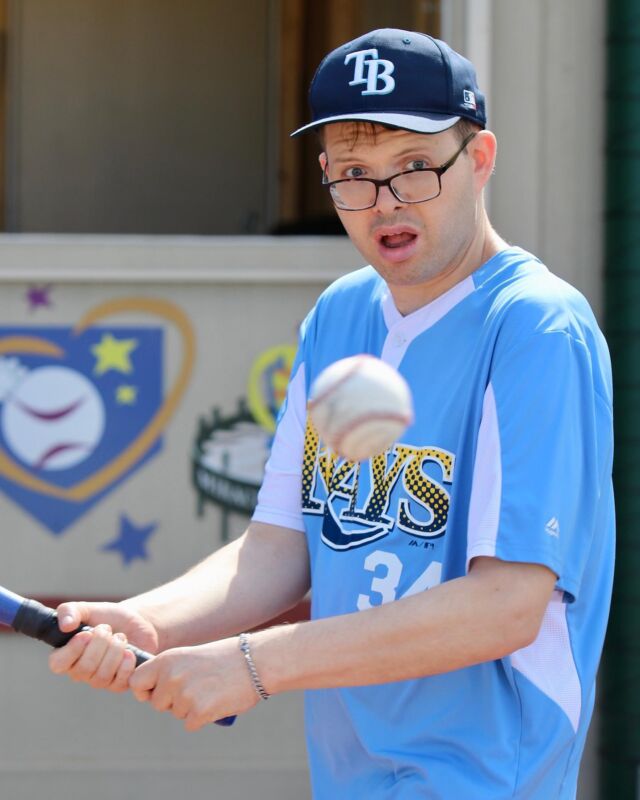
(252, 559), (556, 693)
(123, 522), (310, 651)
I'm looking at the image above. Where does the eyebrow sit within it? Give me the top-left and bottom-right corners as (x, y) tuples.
(329, 145), (440, 165)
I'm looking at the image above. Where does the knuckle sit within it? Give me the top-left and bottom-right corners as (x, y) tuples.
(181, 686), (198, 705)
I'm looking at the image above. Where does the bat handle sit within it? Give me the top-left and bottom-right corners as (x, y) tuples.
(13, 599), (236, 727)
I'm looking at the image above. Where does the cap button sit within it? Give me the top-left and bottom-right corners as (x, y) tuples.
(402, 37), (411, 45)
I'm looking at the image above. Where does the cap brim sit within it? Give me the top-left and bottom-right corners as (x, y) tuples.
(290, 111), (461, 137)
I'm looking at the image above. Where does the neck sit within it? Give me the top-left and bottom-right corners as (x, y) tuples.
(390, 212), (508, 315)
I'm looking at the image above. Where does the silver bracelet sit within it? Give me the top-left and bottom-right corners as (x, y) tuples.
(238, 632), (270, 701)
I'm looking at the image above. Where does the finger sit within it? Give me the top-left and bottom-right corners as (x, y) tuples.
(90, 632), (130, 690)
(66, 624), (114, 683)
(171, 703), (188, 720)
(128, 658), (159, 702)
(184, 711), (208, 733)
(170, 690), (194, 719)
(49, 628), (93, 674)
(149, 684), (174, 713)
(110, 647), (137, 694)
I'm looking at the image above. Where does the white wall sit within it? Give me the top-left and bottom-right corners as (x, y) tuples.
(490, 0), (606, 317)
(444, 0), (606, 318)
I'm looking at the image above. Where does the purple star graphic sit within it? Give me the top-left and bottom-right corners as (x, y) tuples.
(102, 514), (158, 566)
(26, 284), (53, 311)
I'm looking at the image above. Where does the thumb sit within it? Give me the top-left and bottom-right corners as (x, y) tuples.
(128, 657), (158, 701)
(55, 601), (92, 632)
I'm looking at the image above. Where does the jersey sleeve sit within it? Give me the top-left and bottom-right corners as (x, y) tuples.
(466, 330), (613, 601)
(251, 313), (314, 533)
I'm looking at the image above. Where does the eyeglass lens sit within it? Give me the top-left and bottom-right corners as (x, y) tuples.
(329, 170), (441, 210)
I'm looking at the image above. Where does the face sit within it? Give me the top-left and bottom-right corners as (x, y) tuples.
(320, 123), (494, 295)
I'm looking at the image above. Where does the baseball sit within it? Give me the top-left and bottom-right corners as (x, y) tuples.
(308, 355), (413, 461)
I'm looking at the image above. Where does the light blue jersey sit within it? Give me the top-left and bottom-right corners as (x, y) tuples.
(254, 247), (615, 799)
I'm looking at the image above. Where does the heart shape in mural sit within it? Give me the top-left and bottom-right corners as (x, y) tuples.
(0, 297), (194, 503)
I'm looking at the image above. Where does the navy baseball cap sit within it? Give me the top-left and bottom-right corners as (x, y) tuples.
(291, 29), (486, 137)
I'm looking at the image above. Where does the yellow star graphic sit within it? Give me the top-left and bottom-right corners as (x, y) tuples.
(92, 334), (138, 376)
(116, 385), (138, 405)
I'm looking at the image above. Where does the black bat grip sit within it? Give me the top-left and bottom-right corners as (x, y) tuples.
(13, 599), (152, 663)
(13, 599), (236, 727)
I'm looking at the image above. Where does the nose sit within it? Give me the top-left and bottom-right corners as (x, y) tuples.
(374, 183), (404, 214)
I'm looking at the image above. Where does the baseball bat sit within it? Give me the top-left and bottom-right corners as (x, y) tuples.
(0, 585), (235, 726)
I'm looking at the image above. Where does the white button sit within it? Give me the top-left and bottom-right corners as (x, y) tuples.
(392, 334), (406, 347)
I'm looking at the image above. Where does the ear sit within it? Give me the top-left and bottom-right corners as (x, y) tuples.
(319, 152), (328, 174)
(469, 130), (497, 192)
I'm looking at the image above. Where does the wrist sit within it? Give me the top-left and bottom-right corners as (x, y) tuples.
(249, 623), (302, 696)
(238, 633), (270, 700)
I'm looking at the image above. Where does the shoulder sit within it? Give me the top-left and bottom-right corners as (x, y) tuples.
(316, 264), (383, 306)
(479, 248), (612, 402)
(305, 265), (384, 328)
(479, 248), (602, 346)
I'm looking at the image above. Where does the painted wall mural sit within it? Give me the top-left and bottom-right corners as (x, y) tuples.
(192, 343), (295, 538)
(0, 294), (194, 546)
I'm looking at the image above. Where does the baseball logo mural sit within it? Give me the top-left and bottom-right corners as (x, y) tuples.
(1, 366), (106, 471)
(0, 297), (194, 534)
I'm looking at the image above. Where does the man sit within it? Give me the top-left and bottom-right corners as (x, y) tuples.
(50, 29), (614, 799)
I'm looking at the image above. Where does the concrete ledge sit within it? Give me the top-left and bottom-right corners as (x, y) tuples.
(0, 234), (362, 284)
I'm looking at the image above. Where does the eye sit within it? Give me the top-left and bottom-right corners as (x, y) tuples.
(345, 166), (366, 178)
(406, 159), (429, 171)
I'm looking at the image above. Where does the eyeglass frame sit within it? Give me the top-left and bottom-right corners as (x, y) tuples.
(321, 131), (478, 211)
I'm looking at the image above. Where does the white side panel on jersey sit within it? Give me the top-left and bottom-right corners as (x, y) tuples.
(467, 382), (583, 731)
(380, 276), (475, 369)
(252, 361), (307, 532)
(510, 594), (582, 733)
(466, 382), (502, 567)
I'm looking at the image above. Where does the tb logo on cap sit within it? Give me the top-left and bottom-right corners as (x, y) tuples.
(345, 49), (395, 95)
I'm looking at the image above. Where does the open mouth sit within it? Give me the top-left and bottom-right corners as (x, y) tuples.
(380, 231), (417, 249)
(375, 227), (420, 261)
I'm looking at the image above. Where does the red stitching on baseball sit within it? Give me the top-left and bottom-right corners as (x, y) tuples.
(308, 355), (382, 410)
(332, 411), (413, 459)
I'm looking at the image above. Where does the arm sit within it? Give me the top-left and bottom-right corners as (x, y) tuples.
(129, 556), (556, 729)
(49, 522), (309, 687)
(123, 522), (310, 651)
(252, 557), (556, 692)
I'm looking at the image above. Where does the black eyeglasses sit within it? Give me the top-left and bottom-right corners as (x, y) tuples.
(322, 132), (477, 211)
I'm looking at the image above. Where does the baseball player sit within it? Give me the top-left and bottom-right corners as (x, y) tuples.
(50, 29), (614, 799)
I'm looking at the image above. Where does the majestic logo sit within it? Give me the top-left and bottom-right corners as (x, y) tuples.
(302, 419), (454, 550)
(545, 517), (560, 538)
(345, 48), (395, 95)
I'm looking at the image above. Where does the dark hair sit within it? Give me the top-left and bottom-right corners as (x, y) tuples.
(452, 117), (483, 143)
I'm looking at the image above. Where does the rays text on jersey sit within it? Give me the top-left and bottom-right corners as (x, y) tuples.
(302, 419), (455, 550)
